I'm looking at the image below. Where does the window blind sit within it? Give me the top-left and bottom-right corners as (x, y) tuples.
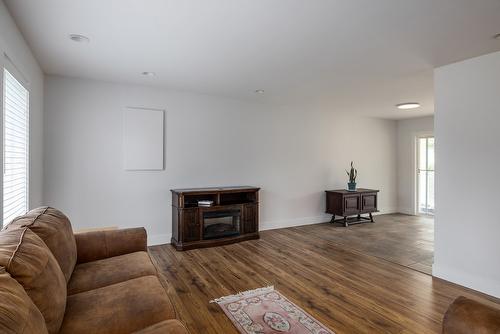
(3, 69), (29, 227)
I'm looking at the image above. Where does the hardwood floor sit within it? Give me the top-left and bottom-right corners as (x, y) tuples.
(149, 214), (498, 334)
(320, 213), (434, 274)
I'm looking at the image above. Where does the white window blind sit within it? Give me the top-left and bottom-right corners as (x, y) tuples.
(3, 69), (29, 227)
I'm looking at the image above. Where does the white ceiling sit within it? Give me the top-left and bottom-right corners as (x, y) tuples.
(5, 0), (500, 119)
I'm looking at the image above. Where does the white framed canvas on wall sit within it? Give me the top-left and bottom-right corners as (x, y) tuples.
(123, 107), (164, 170)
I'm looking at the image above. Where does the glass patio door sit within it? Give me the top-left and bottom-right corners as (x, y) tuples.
(417, 137), (434, 215)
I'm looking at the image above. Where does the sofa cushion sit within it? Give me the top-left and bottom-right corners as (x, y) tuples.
(75, 228), (147, 264)
(60, 276), (176, 334)
(0, 228), (67, 334)
(68, 251), (157, 295)
(0, 267), (48, 334)
(132, 320), (189, 334)
(4, 207), (77, 283)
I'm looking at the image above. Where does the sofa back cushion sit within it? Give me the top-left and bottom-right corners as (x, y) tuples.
(0, 228), (67, 334)
(4, 207), (77, 282)
(0, 267), (48, 334)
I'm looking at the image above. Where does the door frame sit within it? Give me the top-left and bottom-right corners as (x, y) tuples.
(415, 134), (434, 216)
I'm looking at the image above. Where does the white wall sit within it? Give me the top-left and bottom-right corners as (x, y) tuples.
(396, 116), (434, 214)
(0, 2), (44, 213)
(434, 51), (500, 298)
(44, 76), (398, 245)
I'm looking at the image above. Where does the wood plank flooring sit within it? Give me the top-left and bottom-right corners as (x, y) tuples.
(149, 214), (498, 334)
(319, 214), (434, 274)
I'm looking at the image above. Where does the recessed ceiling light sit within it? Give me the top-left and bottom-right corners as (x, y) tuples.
(141, 71), (156, 77)
(255, 89), (265, 94)
(69, 34), (90, 43)
(396, 102), (421, 110)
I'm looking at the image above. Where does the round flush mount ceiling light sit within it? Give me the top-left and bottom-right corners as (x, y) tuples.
(396, 102), (421, 110)
(255, 89), (265, 94)
(141, 71), (156, 77)
(69, 34), (90, 43)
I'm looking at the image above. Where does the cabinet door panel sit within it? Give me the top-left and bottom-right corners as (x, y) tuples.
(344, 195), (360, 215)
(243, 203), (258, 234)
(182, 208), (200, 242)
(361, 194), (377, 212)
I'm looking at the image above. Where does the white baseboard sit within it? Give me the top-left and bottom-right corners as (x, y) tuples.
(260, 207), (401, 232)
(396, 207), (415, 215)
(433, 262), (500, 298)
(148, 233), (172, 246)
(375, 207), (399, 215)
(146, 216), (329, 246)
(260, 215), (331, 231)
(147, 209), (399, 247)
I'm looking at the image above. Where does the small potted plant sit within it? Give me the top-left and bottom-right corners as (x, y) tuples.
(346, 161), (357, 191)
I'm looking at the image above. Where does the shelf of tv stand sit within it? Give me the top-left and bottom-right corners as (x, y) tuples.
(183, 204), (254, 210)
(171, 186), (260, 251)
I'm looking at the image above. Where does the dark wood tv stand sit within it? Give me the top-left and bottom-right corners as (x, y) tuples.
(171, 186), (260, 251)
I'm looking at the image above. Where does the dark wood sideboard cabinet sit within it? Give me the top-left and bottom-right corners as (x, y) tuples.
(325, 189), (379, 227)
(171, 186), (260, 250)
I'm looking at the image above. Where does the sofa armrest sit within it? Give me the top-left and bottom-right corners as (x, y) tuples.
(75, 227), (147, 264)
(443, 296), (500, 334)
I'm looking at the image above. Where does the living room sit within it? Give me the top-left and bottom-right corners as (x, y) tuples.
(0, 1), (499, 333)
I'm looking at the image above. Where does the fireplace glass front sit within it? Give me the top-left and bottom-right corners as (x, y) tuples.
(203, 209), (241, 240)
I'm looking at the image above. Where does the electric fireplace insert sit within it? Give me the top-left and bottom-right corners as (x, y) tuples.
(203, 209), (241, 240)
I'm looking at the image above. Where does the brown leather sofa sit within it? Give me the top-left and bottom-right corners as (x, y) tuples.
(443, 296), (500, 334)
(0, 207), (189, 334)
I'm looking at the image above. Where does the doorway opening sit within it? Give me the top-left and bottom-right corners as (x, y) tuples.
(417, 136), (435, 215)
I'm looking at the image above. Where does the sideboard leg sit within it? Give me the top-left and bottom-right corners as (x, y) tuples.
(330, 215), (335, 223)
(369, 212), (374, 222)
(343, 217), (348, 227)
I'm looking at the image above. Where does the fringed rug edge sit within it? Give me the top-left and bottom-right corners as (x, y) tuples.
(209, 285), (275, 304)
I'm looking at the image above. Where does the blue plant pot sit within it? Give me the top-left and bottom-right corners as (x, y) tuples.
(347, 182), (357, 191)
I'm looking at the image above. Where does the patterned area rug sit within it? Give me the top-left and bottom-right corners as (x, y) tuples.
(211, 286), (334, 334)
